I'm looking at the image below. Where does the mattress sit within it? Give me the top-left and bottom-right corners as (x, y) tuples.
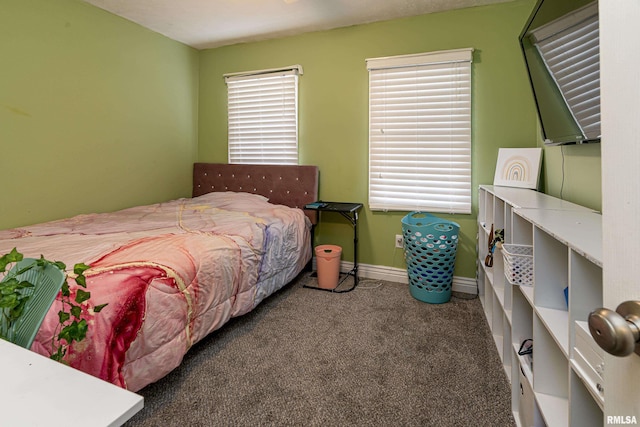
(0, 191), (311, 391)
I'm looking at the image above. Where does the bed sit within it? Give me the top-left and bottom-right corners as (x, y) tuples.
(0, 163), (319, 392)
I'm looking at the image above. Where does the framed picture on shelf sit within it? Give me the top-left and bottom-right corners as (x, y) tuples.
(493, 148), (542, 190)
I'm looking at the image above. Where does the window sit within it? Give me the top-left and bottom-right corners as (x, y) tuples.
(367, 49), (473, 214)
(530, 2), (600, 141)
(225, 65), (302, 165)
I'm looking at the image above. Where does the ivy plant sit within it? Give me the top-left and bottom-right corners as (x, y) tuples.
(0, 248), (106, 363)
(0, 248), (36, 341)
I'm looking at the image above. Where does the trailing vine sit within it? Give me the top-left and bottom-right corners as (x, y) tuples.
(50, 261), (107, 362)
(0, 248), (35, 342)
(0, 248), (106, 363)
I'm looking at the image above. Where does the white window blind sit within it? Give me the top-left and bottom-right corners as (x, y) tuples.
(367, 48), (473, 214)
(531, 2), (600, 140)
(225, 66), (301, 165)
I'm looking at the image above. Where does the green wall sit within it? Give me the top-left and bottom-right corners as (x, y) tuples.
(0, 0), (199, 230)
(1, 0), (602, 280)
(199, 0), (541, 279)
(541, 144), (601, 212)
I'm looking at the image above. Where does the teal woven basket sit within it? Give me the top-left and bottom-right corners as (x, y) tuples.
(401, 212), (460, 304)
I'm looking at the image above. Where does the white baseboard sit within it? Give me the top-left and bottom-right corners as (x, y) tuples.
(312, 259), (478, 295)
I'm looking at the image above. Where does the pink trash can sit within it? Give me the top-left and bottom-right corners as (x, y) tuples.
(315, 245), (342, 289)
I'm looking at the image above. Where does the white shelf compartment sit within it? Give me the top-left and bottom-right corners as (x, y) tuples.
(569, 362), (605, 427)
(512, 213), (533, 246)
(532, 223), (570, 356)
(512, 345), (543, 427)
(512, 285), (533, 357)
(568, 369), (603, 426)
(570, 321), (605, 410)
(532, 225), (570, 311)
(493, 252), (506, 311)
(568, 252), (602, 351)
(535, 306), (569, 356)
(534, 313), (569, 426)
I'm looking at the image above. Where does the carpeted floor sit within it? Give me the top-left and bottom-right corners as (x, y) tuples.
(125, 273), (515, 426)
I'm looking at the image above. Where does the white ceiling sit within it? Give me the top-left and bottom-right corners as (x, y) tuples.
(82, 0), (514, 50)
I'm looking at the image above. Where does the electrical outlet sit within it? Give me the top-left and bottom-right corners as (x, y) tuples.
(395, 234), (404, 248)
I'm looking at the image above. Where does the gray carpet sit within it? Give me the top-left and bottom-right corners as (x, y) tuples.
(125, 273), (515, 426)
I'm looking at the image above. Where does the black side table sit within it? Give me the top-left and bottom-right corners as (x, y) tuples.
(303, 201), (363, 293)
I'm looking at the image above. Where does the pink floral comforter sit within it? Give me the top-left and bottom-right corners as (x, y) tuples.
(0, 192), (311, 391)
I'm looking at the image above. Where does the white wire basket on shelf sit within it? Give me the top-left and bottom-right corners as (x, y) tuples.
(502, 244), (533, 286)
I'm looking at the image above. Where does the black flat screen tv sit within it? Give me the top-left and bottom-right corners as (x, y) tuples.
(520, 0), (600, 145)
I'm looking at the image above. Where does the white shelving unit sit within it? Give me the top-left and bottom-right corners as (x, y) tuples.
(477, 185), (604, 427)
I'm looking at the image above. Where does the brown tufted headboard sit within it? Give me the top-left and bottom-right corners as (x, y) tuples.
(192, 163), (320, 224)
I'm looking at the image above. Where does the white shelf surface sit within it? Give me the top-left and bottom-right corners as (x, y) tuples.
(479, 185), (594, 212)
(536, 307), (570, 356)
(482, 263), (494, 285)
(535, 392), (569, 427)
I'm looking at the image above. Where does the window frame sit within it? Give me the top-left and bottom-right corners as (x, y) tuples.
(225, 65), (302, 165)
(366, 48), (474, 214)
